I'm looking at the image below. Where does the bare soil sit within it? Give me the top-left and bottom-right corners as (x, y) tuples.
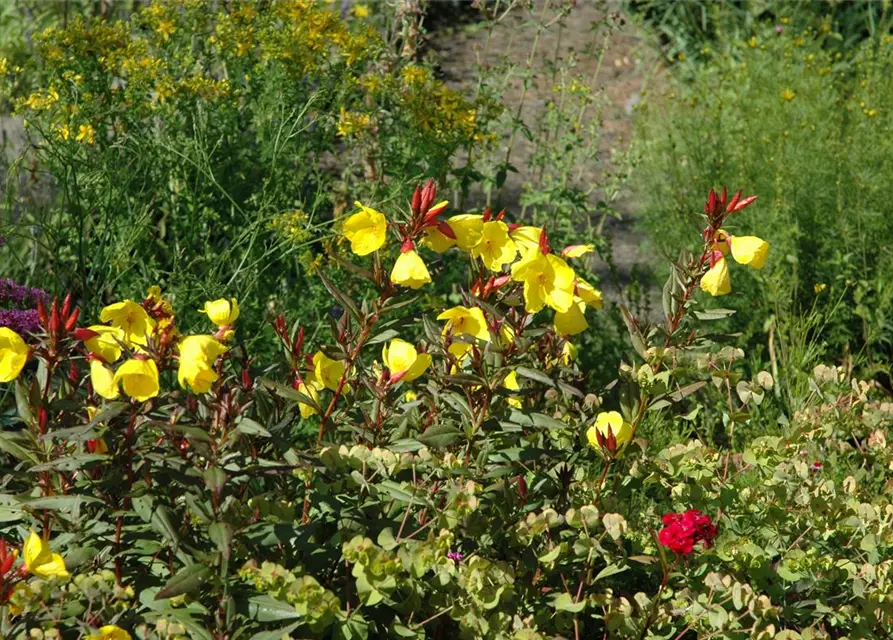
(427, 1), (665, 301)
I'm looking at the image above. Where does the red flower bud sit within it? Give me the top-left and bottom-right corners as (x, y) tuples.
(49, 299), (60, 335)
(64, 307), (80, 333)
(242, 369), (252, 389)
(74, 327), (100, 342)
(437, 221), (456, 239)
(517, 475), (528, 502)
(38, 406), (48, 432)
(411, 186), (422, 214)
(732, 195), (758, 212)
(37, 298), (48, 328)
(538, 227), (551, 255)
(400, 239), (415, 253)
(725, 189), (742, 213)
(61, 292), (72, 320)
(482, 206), (492, 223)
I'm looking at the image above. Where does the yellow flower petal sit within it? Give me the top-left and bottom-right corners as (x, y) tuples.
(23, 531), (69, 579)
(85, 326), (125, 364)
(729, 236), (769, 269)
(390, 250), (431, 289)
(113, 358), (159, 402)
(343, 202), (387, 256)
(700, 257), (732, 296)
(554, 301), (588, 336)
(99, 300), (155, 347)
(90, 360), (120, 400)
(471, 220), (517, 271)
(199, 298), (239, 326)
(313, 352), (345, 391)
(437, 306), (490, 342)
(0, 327), (29, 382)
(446, 214), (484, 251)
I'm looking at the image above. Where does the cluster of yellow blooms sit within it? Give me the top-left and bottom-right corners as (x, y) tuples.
(341, 201), (603, 336)
(0, 287), (241, 401)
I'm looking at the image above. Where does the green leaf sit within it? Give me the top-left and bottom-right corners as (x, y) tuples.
(377, 481), (415, 504)
(668, 381), (706, 402)
(133, 496), (181, 550)
(247, 622), (302, 640)
(155, 564), (213, 600)
(694, 308), (736, 321)
(550, 592), (585, 613)
(377, 527), (398, 551)
(22, 495), (102, 511)
(209, 522), (233, 560)
(515, 366), (554, 387)
(246, 595), (301, 621)
(0, 431), (38, 464)
(417, 424), (461, 448)
(236, 418), (271, 437)
(30, 454), (108, 472)
(594, 563), (628, 582)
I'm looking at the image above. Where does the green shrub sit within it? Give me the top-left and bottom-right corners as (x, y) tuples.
(0, 182), (891, 638)
(0, 0), (497, 350)
(631, 19), (893, 376)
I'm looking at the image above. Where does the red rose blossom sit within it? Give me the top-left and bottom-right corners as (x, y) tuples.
(658, 509), (717, 555)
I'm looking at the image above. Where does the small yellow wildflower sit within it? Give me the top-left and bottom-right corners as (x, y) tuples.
(76, 124), (96, 144)
(814, 283), (827, 294)
(780, 89), (796, 102)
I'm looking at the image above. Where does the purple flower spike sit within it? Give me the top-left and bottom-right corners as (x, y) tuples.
(447, 551), (463, 562)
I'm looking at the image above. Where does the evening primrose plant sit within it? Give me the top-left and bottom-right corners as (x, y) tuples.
(0, 182), (890, 638)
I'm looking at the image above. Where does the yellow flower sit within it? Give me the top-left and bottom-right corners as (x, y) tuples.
(437, 306), (491, 342)
(403, 390), (418, 403)
(510, 226), (543, 257)
(700, 257), (731, 297)
(100, 300), (155, 347)
(382, 339), (431, 382)
(447, 214), (484, 251)
(391, 248), (431, 289)
(561, 244), (594, 259)
(23, 531), (68, 579)
(352, 3), (370, 18)
(576, 279), (603, 309)
(814, 283), (827, 294)
(510, 250), (576, 313)
(586, 411), (632, 449)
(114, 358), (160, 402)
(90, 360), (120, 400)
(343, 202), (387, 256)
(780, 89), (796, 102)
(729, 236), (769, 269)
(0, 328), (29, 382)
(199, 298), (240, 327)
(177, 335), (228, 393)
(86, 625), (132, 640)
(554, 301), (588, 336)
(313, 351), (345, 392)
(85, 326), (126, 364)
(297, 376), (323, 418)
(420, 226), (456, 253)
(76, 123), (96, 144)
(503, 370), (522, 408)
(471, 221), (517, 271)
